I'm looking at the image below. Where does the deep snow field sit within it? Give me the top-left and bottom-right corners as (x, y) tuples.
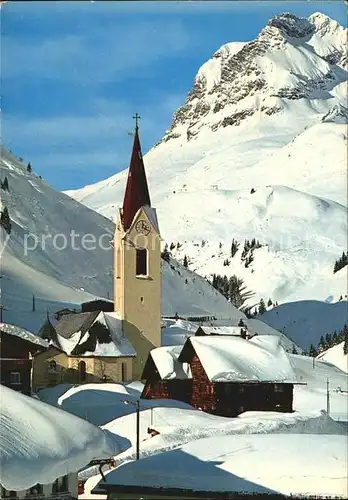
(34, 351), (348, 498)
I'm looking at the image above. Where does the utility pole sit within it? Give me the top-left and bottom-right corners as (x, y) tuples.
(32, 294), (36, 312)
(136, 399), (140, 460)
(0, 275), (3, 322)
(122, 399), (140, 460)
(326, 378), (330, 416)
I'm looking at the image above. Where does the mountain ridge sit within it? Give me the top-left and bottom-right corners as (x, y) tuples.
(65, 11), (347, 319)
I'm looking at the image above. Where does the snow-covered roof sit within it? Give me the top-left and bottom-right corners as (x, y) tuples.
(55, 311), (135, 358)
(185, 335), (297, 383)
(197, 325), (245, 336)
(150, 345), (191, 380)
(317, 341), (347, 374)
(0, 322), (49, 349)
(0, 385), (121, 491)
(94, 433), (347, 498)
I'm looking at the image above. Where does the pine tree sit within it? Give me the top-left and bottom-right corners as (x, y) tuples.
(231, 238), (239, 258)
(244, 252), (254, 268)
(0, 207), (12, 234)
(318, 335), (326, 353)
(333, 251), (348, 273)
(238, 319), (245, 327)
(250, 188), (255, 194)
(161, 244), (170, 263)
(325, 333), (332, 348)
(344, 327), (348, 355)
(267, 298), (273, 307)
(292, 345), (297, 354)
(332, 331), (338, 345)
(27, 162), (32, 173)
(309, 344), (318, 357)
(258, 298), (266, 315)
(170, 242), (176, 251)
(183, 255), (188, 268)
(1, 177), (9, 191)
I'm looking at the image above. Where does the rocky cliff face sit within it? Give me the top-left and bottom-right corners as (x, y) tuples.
(160, 12), (347, 144)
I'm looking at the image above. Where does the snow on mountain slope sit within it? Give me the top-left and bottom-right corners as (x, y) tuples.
(0, 148), (241, 334)
(259, 299), (348, 350)
(317, 341), (348, 374)
(65, 13), (348, 318)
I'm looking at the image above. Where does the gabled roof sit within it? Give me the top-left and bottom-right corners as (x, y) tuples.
(55, 311), (99, 340)
(149, 345), (191, 380)
(0, 322), (49, 349)
(122, 126), (151, 231)
(196, 326), (245, 336)
(54, 311), (135, 358)
(179, 335), (297, 383)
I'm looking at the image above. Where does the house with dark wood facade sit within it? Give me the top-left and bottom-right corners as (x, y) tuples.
(141, 335), (298, 417)
(0, 323), (49, 395)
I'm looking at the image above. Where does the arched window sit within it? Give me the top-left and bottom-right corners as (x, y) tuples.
(121, 362), (127, 382)
(78, 360), (86, 382)
(49, 360), (57, 372)
(136, 248), (147, 276)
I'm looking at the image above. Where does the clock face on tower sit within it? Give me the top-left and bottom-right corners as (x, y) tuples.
(135, 219), (151, 235)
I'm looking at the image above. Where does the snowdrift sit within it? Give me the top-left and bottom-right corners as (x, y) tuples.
(0, 385), (121, 491)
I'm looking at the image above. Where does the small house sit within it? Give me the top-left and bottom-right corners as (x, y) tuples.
(142, 335), (298, 417)
(0, 323), (49, 395)
(195, 325), (248, 339)
(141, 345), (192, 402)
(0, 474), (77, 499)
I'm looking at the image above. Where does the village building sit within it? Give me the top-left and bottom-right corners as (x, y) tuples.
(0, 474), (77, 500)
(194, 325), (249, 338)
(141, 335), (298, 417)
(33, 310), (135, 390)
(0, 323), (49, 395)
(113, 116), (161, 379)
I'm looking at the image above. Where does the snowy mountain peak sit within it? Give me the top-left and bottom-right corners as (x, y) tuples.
(308, 12), (342, 33)
(322, 103), (348, 124)
(265, 12), (315, 40)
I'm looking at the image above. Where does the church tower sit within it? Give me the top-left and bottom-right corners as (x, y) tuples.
(114, 116), (161, 379)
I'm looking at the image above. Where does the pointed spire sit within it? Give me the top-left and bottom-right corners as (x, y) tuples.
(122, 116), (151, 231)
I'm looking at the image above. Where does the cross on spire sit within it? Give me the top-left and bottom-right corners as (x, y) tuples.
(133, 113), (141, 130)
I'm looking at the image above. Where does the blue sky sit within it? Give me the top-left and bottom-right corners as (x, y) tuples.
(2, 1), (346, 190)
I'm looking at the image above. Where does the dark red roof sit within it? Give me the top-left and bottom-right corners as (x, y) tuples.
(122, 126), (151, 231)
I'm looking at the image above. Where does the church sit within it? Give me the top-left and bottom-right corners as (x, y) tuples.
(35, 117), (162, 386)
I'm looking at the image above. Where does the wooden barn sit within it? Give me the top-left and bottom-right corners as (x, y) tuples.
(141, 335), (298, 417)
(0, 323), (49, 395)
(141, 345), (192, 403)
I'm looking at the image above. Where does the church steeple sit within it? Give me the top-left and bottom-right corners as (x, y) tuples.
(122, 114), (151, 231)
